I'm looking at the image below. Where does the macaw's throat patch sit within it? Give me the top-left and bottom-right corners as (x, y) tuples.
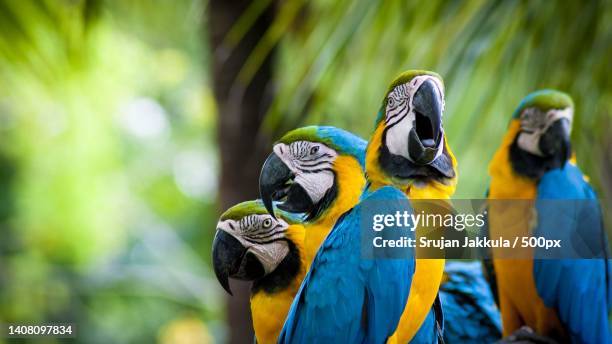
(277, 178), (338, 222)
(378, 137), (455, 182)
(510, 132), (572, 180)
(239, 252), (267, 280)
(276, 182), (314, 214)
(252, 239), (302, 294)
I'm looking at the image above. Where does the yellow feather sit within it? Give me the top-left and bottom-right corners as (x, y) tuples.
(389, 140), (456, 343)
(250, 224), (306, 344)
(488, 119), (566, 338)
(488, 120), (537, 199)
(365, 122), (389, 190)
(366, 129), (458, 343)
(304, 155), (366, 268)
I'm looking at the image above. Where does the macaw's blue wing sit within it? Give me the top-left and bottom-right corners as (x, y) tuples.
(533, 163), (612, 344)
(480, 188), (501, 307)
(278, 186), (415, 344)
(409, 304), (444, 344)
(439, 260), (502, 343)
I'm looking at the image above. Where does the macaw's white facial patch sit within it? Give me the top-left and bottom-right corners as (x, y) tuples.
(517, 107), (573, 156)
(384, 75), (445, 161)
(272, 141), (338, 204)
(217, 214), (290, 274)
(294, 171), (334, 203)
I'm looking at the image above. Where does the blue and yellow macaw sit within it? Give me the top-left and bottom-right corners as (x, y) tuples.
(366, 70), (458, 343)
(487, 90), (612, 343)
(214, 126), (365, 343)
(273, 70), (457, 343)
(277, 185), (415, 343)
(439, 260), (502, 343)
(259, 125), (367, 268)
(212, 200), (307, 344)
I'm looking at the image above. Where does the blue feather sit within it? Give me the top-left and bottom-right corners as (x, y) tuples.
(316, 126), (367, 167)
(439, 260), (502, 343)
(533, 162), (612, 344)
(278, 186), (415, 343)
(409, 308), (436, 343)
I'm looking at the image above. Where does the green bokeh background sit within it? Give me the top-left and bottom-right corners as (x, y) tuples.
(0, 0), (610, 343)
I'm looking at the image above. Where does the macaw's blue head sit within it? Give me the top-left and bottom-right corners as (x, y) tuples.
(508, 89), (574, 179)
(259, 126), (366, 222)
(212, 200), (304, 295)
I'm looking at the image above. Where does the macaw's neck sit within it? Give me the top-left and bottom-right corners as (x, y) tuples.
(304, 155), (366, 266)
(365, 122), (391, 191)
(250, 225), (306, 344)
(489, 120), (537, 199)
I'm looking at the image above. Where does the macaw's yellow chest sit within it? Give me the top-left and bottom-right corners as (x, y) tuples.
(250, 281), (301, 344)
(487, 121), (566, 339)
(488, 199), (566, 339)
(492, 258), (566, 339)
(388, 182), (453, 343)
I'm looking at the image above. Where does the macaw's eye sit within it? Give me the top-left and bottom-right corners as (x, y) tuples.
(388, 98), (395, 107)
(262, 218), (272, 228)
(310, 146), (319, 155)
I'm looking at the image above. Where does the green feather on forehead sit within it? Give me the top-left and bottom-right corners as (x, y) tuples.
(277, 126), (319, 145)
(374, 70), (444, 125)
(220, 200), (302, 224)
(276, 126), (366, 167)
(512, 89), (574, 119)
(385, 70), (443, 96)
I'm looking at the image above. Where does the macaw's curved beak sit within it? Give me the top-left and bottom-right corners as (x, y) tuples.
(212, 230), (265, 295)
(259, 152), (314, 217)
(539, 118), (571, 166)
(408, 79), (444, 165)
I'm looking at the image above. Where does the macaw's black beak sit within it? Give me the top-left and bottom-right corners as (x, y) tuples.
(408, 79), (444, 165)
(539, 118), (571, 166)
(212, 230), (265, 295)
(259, 152), (314, 217)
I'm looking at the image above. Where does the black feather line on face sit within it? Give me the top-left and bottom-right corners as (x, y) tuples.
(305, 175), (338, 222)
(385, 102), (410, 126)
(244, 228), (285, 243)
(277, 183), (314, 214)
(378, 129), (455, 182)
(294, 167), (334, 174)
(509, 135), (571, 180)
(251, 239), (302, 294)
(241, 236), (287, 246)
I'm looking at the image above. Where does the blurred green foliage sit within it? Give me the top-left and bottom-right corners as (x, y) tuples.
(0, 0), (222, 343)
(264, 0), (611, 201)
(0, 0), (610, 343)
